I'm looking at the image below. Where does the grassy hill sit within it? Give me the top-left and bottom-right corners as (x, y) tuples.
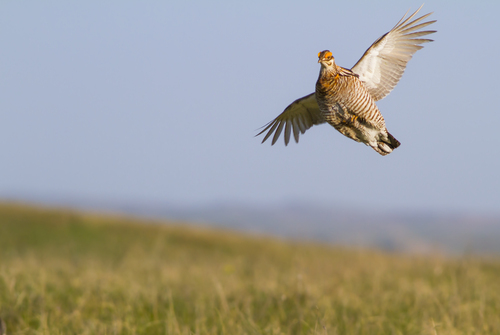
(0, 203), (499, 334)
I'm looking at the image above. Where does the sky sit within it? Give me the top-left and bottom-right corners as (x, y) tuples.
(1, 1), (499, 215)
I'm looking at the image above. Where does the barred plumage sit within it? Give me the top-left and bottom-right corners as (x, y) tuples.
(257, 5), (436, 156)
(316, 50), (396, 155)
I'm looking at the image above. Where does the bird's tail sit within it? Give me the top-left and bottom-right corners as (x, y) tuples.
(386, 131), (401, 149)
(373, 131), (401, 156)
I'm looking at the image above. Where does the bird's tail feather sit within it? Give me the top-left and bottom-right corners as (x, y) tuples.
(373, 131), (401, 156)
(386, 131), (401, 149)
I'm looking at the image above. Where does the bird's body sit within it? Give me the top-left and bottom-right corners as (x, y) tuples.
(257, 5), (436, 156)
(315, 51), (400, 155)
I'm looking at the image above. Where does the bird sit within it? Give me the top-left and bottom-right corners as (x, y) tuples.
(257, 5), (436, 156)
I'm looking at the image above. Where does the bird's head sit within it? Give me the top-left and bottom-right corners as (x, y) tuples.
(318, 50), (335, 68)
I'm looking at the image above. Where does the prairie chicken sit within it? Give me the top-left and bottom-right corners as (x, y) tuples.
(257, 5), (436, 156)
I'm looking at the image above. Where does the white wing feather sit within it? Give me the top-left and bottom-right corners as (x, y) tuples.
(351, 5), (436, 101)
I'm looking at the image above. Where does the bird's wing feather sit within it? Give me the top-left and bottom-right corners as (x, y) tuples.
(351, 5), (436, 101)
(257, 93), (325, 145)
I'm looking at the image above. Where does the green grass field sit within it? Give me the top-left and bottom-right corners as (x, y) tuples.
(1, 203), (499, 334)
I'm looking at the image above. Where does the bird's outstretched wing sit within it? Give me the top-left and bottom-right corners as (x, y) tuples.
(351, 5), (436, 101)
(257, 93), (324, 145)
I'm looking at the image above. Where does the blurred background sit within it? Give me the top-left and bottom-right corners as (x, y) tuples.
(1, 1), (499, 254)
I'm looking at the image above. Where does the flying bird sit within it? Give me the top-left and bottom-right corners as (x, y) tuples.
(257, 5), (436, 155)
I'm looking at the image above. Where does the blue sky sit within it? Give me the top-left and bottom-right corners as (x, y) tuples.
(1, 1), (499, 214)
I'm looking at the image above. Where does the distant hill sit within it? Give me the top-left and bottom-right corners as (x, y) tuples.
(1, 196), (499, 255)
(139, 202), (500, 255)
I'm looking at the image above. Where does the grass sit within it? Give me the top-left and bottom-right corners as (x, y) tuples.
(0, 203), (500, 334)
